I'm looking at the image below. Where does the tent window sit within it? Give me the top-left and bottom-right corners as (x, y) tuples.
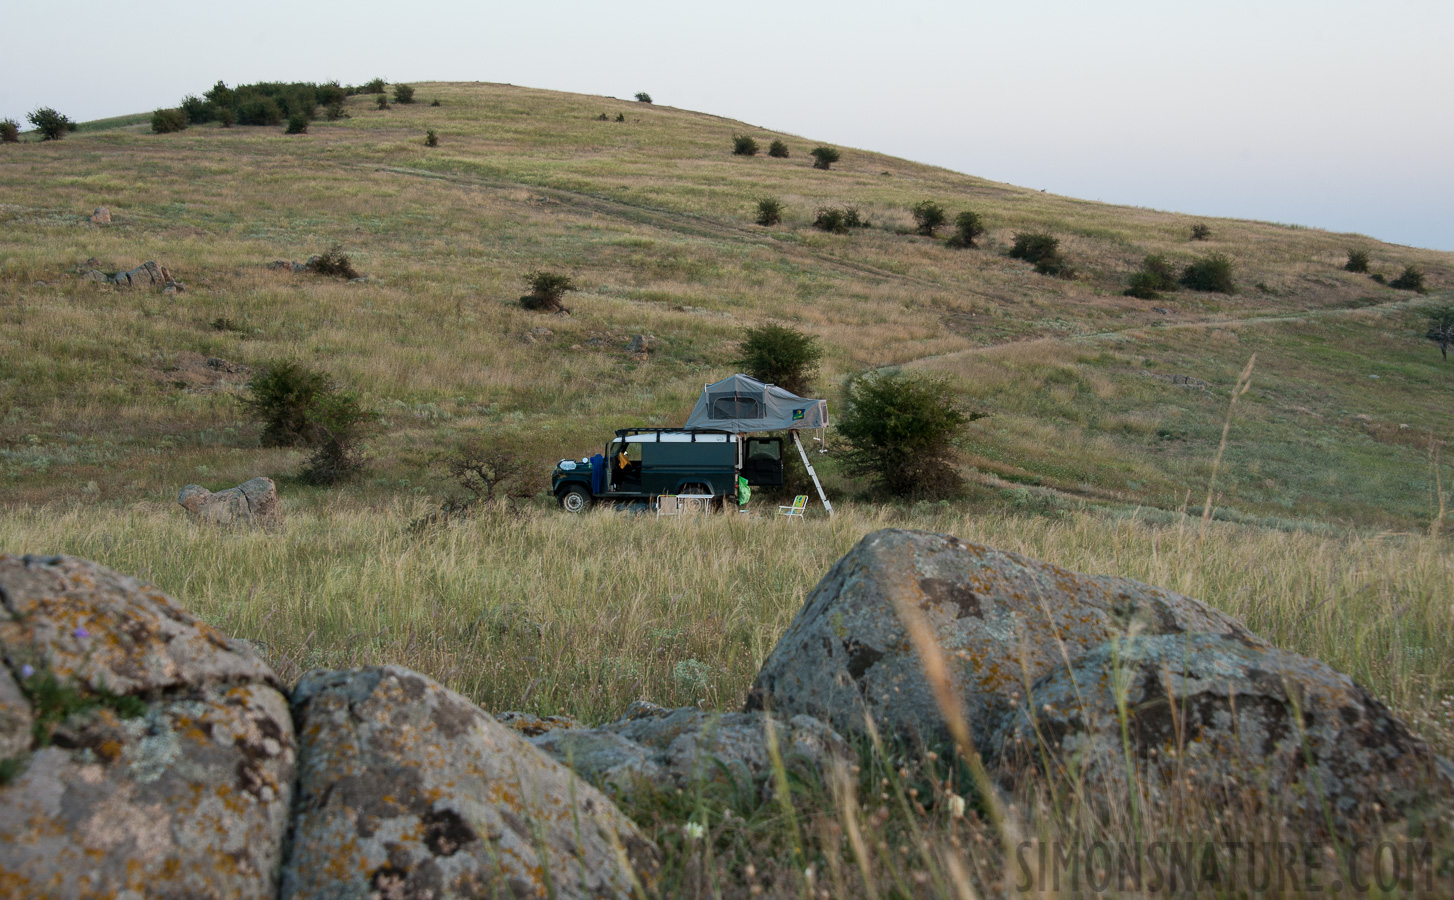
(709, 393), (763, 419)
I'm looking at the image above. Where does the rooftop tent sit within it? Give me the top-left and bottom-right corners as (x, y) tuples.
(682, 374), (828, 434)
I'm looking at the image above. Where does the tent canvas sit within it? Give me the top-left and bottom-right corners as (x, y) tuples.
(682, 374), (828, 434)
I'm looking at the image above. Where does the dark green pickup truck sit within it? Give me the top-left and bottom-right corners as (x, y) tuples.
(551, 428), (784, 511)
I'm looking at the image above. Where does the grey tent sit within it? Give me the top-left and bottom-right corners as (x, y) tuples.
(682, 374), (828, 434)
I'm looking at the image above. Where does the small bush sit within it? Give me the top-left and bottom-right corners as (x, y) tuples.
(756, 198), (783, 226)
(1425, 305), (1454, 361)
(361, 78), (387, 94)
(810, 146), (840, 170)
(521, 271), (576, 312)
(635, 92), (652, 103)
(299, 394), (369, 485)
(0, 119), (18, 143)
(324, 102), (348, 121)
(414, 441), (532, 529)
(1123, 271), (1164, 299)
(732, 134), (759, 156)
(735, 324), (822, 395)
(180, 95), (215, 124)
(307, 245), (359, 279)
(151, 108), (188, 134)
(1190, 223), (1212, 241)
(838, 370), (975, 499)
(1180, 253), (1236, 293)
(376, 95), (390, 110)
(424, 130), (438, 147)
(285, 113), (309, 134)
(27, 107), (73, 141)
(1009, 232), (1074, 278)
(237, 98), (283, 126)
(843, 206), (870, 228)
(768, 139), (789, 158)
(1345, 249), (1370, 273)
(393, 84), (415, 104)
(1390, 265), (1426, 293)
(242, 361), (339, 447)
(211, 316), (244, 333)
(910, 200), (948, 237)
(615, 112), (625, 122)
(1370, 273), (1386, 284)
(218, 107), (236, 128)
(947, 211), (985, 248)
(813, 208), (849, 234)
(430, 99), (441, 107)
(595, 113), (609, 121)
(1141, 254), (1178, 290)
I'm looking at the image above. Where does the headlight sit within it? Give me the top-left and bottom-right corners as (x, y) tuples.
(559, 460), (577, 471)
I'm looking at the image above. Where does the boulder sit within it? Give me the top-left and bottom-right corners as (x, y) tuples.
(281, 666), (659, 900)
(177, 476), (280, 527)
(626, 334), (651, 354)
(80, 269), (108, 283)
(746, 529), (1257, 750)
(0, 555), (295, 899)
(90, 207), (110, 225)
(112, 260), (163, 288)
(0, 667), (31, 761)
(518, 701), (849, 799)
(992, 633), (1454, 830)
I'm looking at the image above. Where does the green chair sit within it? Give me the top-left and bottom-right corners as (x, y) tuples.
(778, 495), (808, 519)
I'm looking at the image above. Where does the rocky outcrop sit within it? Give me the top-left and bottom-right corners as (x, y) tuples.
(112, 260), (163, 288)
(282, 666), (658, 900)
(991, 632), (1454, 829)
(0, 554), (295, 899)
(177, 476), (280, 527)
(511, 701), (848, 799)
(746, 529), (1257, 749)
(90, 207), (110, 225)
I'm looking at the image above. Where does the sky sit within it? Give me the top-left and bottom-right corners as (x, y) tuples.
(4, 0), (1451, 250)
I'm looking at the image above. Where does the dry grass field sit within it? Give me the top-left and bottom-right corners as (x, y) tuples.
(4, 81), (1454, 895)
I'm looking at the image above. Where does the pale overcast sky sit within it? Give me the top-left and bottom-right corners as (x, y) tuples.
(5, 0), (1451, 250)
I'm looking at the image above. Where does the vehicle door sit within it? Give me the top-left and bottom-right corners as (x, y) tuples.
(741, 437), (784, 486)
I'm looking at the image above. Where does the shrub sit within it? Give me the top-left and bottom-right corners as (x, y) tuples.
(377, 94), (391, 110)
(837, 370), (974, 499)
(755, 198), (783, 226)
(732, 134), (759, 156)
(308, 245), (358, 279)
(204, 82), (236, 108)
(1425, 305), (1454, 361)
(0, 119), (18, 143)
(151, 108), (188, 134)
(218, 107), (236, 128)
(299, 390), (369, 485)
(635, 92), (652, 103)
(813, 208), (849, 234)
(1370, 273), (1386, 284)
(1009, 232), (1074, 278)
(393, 84), (415, 104)
(27, 107), (73, 141)
(734, 323), (822, 395)
(947, 210), (985, 248)
(911, 200), (947, 237)
(425, 130), (438, 147)
(430, 99), (441, 107)
(842, 206), (870, 228)
(414, 441), (532, 529)
(324, 102), (348, 121)
(1390, 265), (1426, 293)
(809, 146), (840, 170)
(1123, 271), (1164, 299)
(596, 113), (609, 121)
(361, 78), (387, 94)
(1345, 249), (1370, 273)
(241, 359), (370, 486)
(521, 271), (576, 312)
(285, 113), (309, 134)
(768, 139), (789, 158)
(1190, 223), (1212, 241)
(237, 98), (283, 126)
(615, 112), (625, 122)
(318, 81), (347, 107)
(1141, 254), (1178, 290)
(180, 95), (215, 124)
(1180, 253), (1236, 293)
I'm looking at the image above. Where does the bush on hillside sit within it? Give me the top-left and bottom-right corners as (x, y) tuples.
(318, 81), (347, 107)
(180, 95), (215, 124)
(0, 119), (18, 143)
(237, 98), (284, 126)
(205, 81), (235, 108)
(1009, 231), (1074, 277)
(842, 206), (869, 228)
(735, 324), (822, 396)
(324, 102), (348, 121)
(393, 84), (415, 104)
(1190, 223), (1212, 241)
(1390, 265), (1426, 293)
(1345, 249), (1370, 273)
(521, 271), (576, 312)
(911, 200), (948, 237)
(430, 99), (441, 107)
(244, 360), (360, 449)
(150, 108), (188, 134)
(615, 112), (625, 122)
(298, 389), (370, 485)
(1370, 273), (1386, 284)
(376, 95), (390, 110)
(635, 92), (652, 103)
(218, 107), (236, 128)
(1425, 305), (1454, 361)
(307, 245), (358, 279)
(768, 139), (789, 158)
(1124, 254), (1179, 298)
(285, 113), (309, 135)
(814, 208), (849, 234)
(810, 146), (840, 170)
(360, 78), (387, 95)
(732, 134), (759, 156)
(947, 210), (985, 248)
(756, 198), (783, 226)
(1180, 253), (1236, 293)
(27, 107), (74, 141)
(424, 130), (438, 147)
(837, 370), (975, 499)
(1123, 271), (1163, 299)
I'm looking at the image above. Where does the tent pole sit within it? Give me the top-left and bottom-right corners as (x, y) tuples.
(793, 430), (833, 517)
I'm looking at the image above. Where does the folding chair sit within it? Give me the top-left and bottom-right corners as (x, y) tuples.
(656, 495), (681, 518)
(777, 495), (808, 519)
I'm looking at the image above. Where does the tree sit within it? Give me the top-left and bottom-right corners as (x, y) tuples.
(1426, 305), (1454, 361)
(635, 92), (653, 103)
(520, 271), (576, 312)
(151, 109), (188, 134)
(837, 371), (975, 499)
(910, 201), (947, 237)
(948, 210), (985, 248)
(735, 324), (822, 396)
(809, 146), (840, 170)
(27, 107), (74, 141)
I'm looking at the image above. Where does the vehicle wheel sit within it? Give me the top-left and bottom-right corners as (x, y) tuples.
(558, 485), (592, 513)
(678, 484), (711, 514)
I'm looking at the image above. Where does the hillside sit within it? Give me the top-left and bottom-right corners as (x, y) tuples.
(2, 80), (1452, 526)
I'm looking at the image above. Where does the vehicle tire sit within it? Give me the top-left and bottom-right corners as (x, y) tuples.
(678, 484), (711, 514)
(558, 485), (592, 513)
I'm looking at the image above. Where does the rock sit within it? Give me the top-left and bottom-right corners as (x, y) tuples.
(626, 334), (651, 354)
(0, 667), (31, 761)
(746, 529), (1259, 750)
(521, 703), (848, 799)
(348, 276), (370, 283)
(90, 207), (110, 225)
(112, 260), (163, 288)
(266, 260), (292, 271)
(177, 477), (280, 527)
(992, 632), (1454, 830)
(281, 666), (659, 900)
(495, 710), (582, 737)
(81, 268), (109, 283)
(0, 555), (295, 899)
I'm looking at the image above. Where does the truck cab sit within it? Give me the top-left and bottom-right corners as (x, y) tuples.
(552, 429), (783, 512)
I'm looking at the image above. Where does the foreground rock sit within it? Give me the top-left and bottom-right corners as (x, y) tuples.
(747, 529), (1257, 749)
(992, 632), (1454, 830)
(509, 701), (848, 799)
(0, 555), (295, 899)
(177, 476), (280, 527)
(283, 666), (658, 900)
